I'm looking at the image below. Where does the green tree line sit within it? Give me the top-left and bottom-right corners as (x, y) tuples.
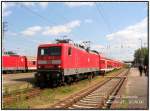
(4, 51), (17, 55)
(134, 47), (148, 66)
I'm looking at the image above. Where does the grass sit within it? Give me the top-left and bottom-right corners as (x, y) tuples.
(3, 72), (35, 96)
(3, 68), (124, 109)
(3, 82), (34, 96)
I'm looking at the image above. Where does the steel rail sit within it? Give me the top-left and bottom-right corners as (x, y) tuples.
(50, 68), (129, 109)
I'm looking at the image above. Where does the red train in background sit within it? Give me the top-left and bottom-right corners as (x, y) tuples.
(2, 39), (124, 87)
(99, 56), (123, 73)
(35, 39), (124, 87)
(2, 55), (36, 73)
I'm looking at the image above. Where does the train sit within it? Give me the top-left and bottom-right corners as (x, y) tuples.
(2, 55), (36, 73)
(2, 39), (124, 87)
(34, 39), (124, 87)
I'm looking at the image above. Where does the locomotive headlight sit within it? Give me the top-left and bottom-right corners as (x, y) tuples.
(51, 60), (61, 64)
(58, 65), (61, 68)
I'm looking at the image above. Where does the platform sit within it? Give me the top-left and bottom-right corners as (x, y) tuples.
(111, 68), (148, 109)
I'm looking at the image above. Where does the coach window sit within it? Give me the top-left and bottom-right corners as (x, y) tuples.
(68, 47), (72, 56)
(33, 61), (36, 65)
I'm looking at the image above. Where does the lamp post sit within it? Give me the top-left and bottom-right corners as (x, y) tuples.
(139, 38), (142, 49)
(139, 38), (144, 65)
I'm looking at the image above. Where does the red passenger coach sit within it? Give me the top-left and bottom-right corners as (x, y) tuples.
(99, 57), (123, 73)
(2, 55), (37, 73)
(2, 55), (26, 73)
(26, 56), (37, 71)
(99, 57), (107, 73)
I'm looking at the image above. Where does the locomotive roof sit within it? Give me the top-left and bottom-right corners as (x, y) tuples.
(39, 42), (100, 55)
(38, 42), (123, 63)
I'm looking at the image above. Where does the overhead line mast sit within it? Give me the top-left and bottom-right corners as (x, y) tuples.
(2, 21), (8, 55)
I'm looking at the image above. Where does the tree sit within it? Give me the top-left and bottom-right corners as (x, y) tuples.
(4, 51), (17, 55)
(144, 50), (148, 66)
(134, 47), (148, 66)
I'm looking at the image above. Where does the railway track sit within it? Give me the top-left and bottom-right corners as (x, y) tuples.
(3, 68), (127, 107)
(50, 68), (130, 109)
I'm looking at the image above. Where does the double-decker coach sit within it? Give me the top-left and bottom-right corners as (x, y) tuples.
(2, 55), (27, 73)
(2, 54), (37, 73)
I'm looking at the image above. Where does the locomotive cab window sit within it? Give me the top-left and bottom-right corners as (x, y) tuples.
(39, 48), (47, 55)
(68, 47), (72, 55)
(38, 46), (61, 56)
(32, 61), (36, 65)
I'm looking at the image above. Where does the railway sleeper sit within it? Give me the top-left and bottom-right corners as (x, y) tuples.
(85, 95), (105, 98)
(84, 96), (105, 100)
(75, 101), (100, 107)
(71, 104), (96, 109)
(82, 98), (103, 102)
(72, 103), (97, 108)
(79, 99), (103, 104)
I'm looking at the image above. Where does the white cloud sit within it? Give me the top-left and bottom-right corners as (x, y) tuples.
(2, 2), (15, 17)
(3, 10), (12, 17)
(42, 20), (81, 36)
(64, 2), (94, 7)
(21, 2), (35, 6)
(105, 17), (147, 61)
(92, 44), (104, 50)
(84, 19), (93, 24)
(21, 20), (81, 36)
(66, 20), (81, 28)
(22, 2), (49, 8)
(21, 26), (42, 36)
(7, 32), (18, 36)
(106, 18), (147, 41)
(38, 2), (49, 8)
(2, 2), (49, 17)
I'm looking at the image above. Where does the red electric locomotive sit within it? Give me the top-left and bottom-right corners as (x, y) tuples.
(35, 39), (100, 87)
(35, 39), (124, 87)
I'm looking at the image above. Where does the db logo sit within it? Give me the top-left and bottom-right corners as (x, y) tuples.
(21, 58), (24, 62)
(88, 58), (90, 62)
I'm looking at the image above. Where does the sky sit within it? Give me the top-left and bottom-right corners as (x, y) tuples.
(2, 2), (148, 61)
